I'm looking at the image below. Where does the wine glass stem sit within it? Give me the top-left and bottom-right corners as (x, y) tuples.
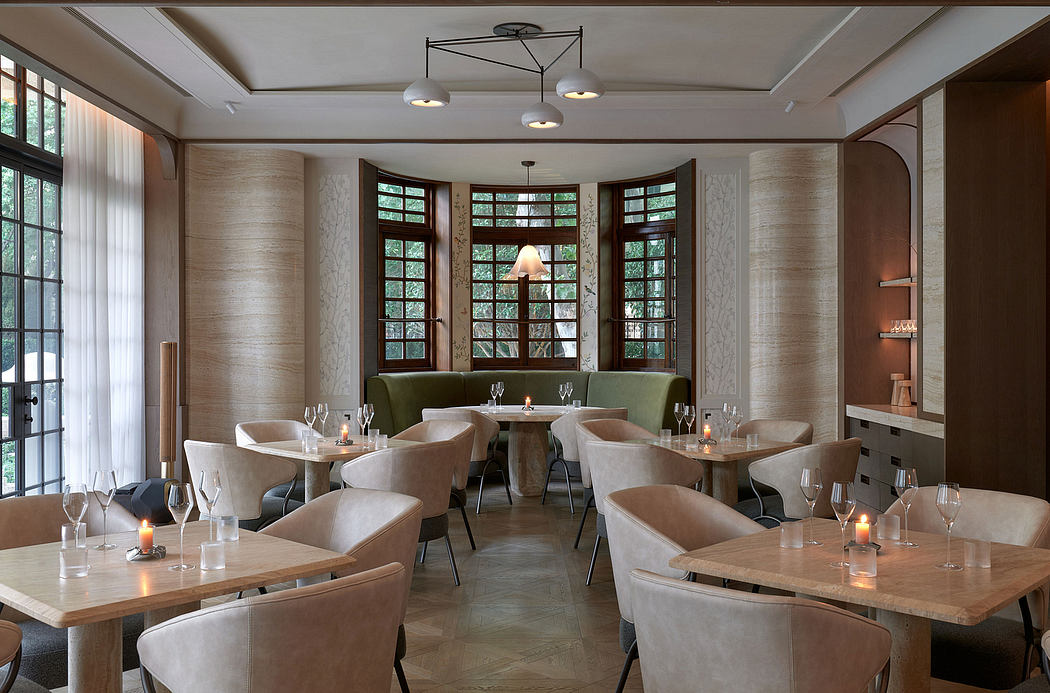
(179, 523), (185, 567)
(840, 524), (847, 566)
(904, 507), (909, 544)
(102, 508), (108, 544)
(946, 526), (951, 567)
(809, 508), (814, 543)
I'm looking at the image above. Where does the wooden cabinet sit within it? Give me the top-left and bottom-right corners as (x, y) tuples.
(849, 415), (944, 512)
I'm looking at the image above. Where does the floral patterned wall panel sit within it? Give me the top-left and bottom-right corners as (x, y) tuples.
(703, 171), (740, 398)
(450, 182), (472, 371)
(578, 184), (599, 371)
(318, 173), (359, 407)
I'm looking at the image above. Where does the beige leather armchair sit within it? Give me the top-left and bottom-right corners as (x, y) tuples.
(886, 486), (1050, 689)
(341, 436), (465, 586)
(630, 569), (891, 693)
(731, 419), (814, 498)
(0, 621), (47, 693)
(604, 485), (764, 693)
(260, 488), (422, 693)
(572, 418), (654, 551)
(739, 438), (861, 526)
(184, 440), (300, 531)
(1008, 629), (1050, 691)
(542, 407), (628, 514)
(138, 563), (407, 693)
(583, 439), (703, 586)
(422, 408), (512, 513)
(235, 419), (338, 503)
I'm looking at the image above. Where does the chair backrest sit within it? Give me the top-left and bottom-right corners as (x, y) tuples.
(747, 438), (862, 519)
(260, 488), (422, 623)
(885, 486), (1050, 548)
(585, 440), (703, 514)
(137, 563), (406, 693)
(183, 440), (297, 522)
(0, 619), (20, 669)
(393, 420), (475, 491)
(576, 418), (655, 489)
(551, 408), (629, 463)
(629, 569), (891, 693)
(0, 493), (139, 551)
(234, 420), (311, 446)
(605, 485), (763, 623)
(734, 419), (814, 445)
(340, 439), (458, 520)
(421, 409), (498, 464)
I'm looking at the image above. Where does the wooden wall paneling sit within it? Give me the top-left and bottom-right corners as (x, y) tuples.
(184, 147), (305, 444)
(359, 161), (379, 385)
(674, 160), (697, 396)
(842, 141), (912, 405)
(920, 90), (946, 419)
(597, 183), (615, 371)
(433, 183), (452, 371)
(943, 81), (1047, 497)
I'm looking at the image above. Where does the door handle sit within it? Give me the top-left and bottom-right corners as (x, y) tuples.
(23, 395), (38, 406)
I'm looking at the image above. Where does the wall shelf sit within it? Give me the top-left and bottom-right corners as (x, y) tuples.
(879, 332), (916, 339)
(879, 277), (917, 287)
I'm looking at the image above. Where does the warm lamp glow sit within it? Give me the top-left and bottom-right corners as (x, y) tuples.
(509, 245), (550, 279)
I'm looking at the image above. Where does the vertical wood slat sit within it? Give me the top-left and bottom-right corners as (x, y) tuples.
(158, 340), (177, 478)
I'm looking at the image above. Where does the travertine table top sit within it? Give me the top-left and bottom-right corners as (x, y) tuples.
(629, 435), (802, 462)
(245, 435), (418, 463)
(460, 405), (611, 424)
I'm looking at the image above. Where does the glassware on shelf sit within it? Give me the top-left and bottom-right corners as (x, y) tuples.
(91, 470), (118, 551)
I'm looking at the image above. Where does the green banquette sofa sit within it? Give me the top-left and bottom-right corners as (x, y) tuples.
(366, 370), (689, 436)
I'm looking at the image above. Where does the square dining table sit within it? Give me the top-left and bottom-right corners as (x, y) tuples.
(670, 518), (1050, 693)
(0, 521), (354, 692)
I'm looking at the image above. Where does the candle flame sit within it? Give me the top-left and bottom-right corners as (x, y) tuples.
(141, 519), (149, 528)
(860, 515), (868, 523)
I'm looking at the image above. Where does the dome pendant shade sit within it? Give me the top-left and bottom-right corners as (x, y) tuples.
(403, 77), (450, 107)
(509, 244), (550, 279)
(521, 101), (563, 129)
(556, 68), (605, 100)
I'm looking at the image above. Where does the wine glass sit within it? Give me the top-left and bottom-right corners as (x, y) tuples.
(673, 403), (686, 438)
(496, 381), (505, 409)
(304, 405), (317, 432)
(490, 383), (499, 407)
(558, 383), (568, 409)
(799, 468), (824, 546)
(720, 402), (732, 441)
(683, 405), (696, 436)
(91, 470), (118, 550)
(936, 482), (963, 571)
(197, 469), (222, 541)
(62, 483), (88, 544)
(729, 406), (744, 441)
(362, 403), (375, 433)
(893, 467), (919, 547)
(564, 381), (573, 405)
(317, 403), (329, 437)
(829, 481), (856, 568)
(167, 482), (196, 571)
(355, 406), (366, 436)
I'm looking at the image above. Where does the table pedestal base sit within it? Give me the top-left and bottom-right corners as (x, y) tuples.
(69, 618), (121, 693)
(507, 421), (549, 497)
(145, 602), (201, 693)
(875, 609), (931, 693)
(304, 460), (330, 503)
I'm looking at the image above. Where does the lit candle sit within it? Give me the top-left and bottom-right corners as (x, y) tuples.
(524, 396), (531, 409)
(855, 515), (870, 545)
(139, 520), (154, 553)
(702, 423), (712, 440)
(340, 423), (349, 443)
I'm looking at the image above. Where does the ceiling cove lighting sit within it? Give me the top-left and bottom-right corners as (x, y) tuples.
(404, 23), (604, 129)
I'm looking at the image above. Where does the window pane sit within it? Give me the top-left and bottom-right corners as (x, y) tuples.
(1, 167), (15, 218)
(384, 280), (403, 299)
(405, 322), (425, 339)
(1, 332), (14, 382)
(384, 238), (402, 257)
(2, 222), (16, 274)
(24, 331), (39, 380)
(42, 282), (57, 329)
(23, 279), (39, 329)
(43, 333), (58, 380)
(405, 241), (425, 259)
(42, 231), (57, 279)
(405, 341), (425, 360)
(405, 261), (424, 279)
(378, 194), (403, 210)
(385, 343), (403, 360)
(385, 321), (403, 339)
(23, 226), (39, 277)
(0, 77), (15, 139)
(385, 260), (403, 278)
(23, 176), (39, 227)
(25, 90), (40, 148)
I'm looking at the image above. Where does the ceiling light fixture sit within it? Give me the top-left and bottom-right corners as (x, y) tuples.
(404, 23), (603, 129)
(508, 161), (550, 279)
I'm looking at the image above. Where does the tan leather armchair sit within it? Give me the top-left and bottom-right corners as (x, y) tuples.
(260, 488), (422, 693)
(341, 436), (465, 586)
(731, 419), (814, 498)
(421, 408), (512, 513)
(184, 440), (300, 531)
(572, 418), (654, 551)
(583, 439), (703, 586)
(604, 485), (764, 693)
(886, 486), (1050, 689)
(542, 408), (628, 514)
(741, 438), (861, 525)
(629, 569), (891, 693)
(0, 620), (47, 693)
(138, 563), (407, 693)
(235, 419), (337, 503)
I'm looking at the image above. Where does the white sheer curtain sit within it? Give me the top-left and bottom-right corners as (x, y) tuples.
(62, 93), (144, 486)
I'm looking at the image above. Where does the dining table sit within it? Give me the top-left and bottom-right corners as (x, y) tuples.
(628, 434), (802, 505)
(0, 521), (354, 692)
(670, 518), (1050, 693)
(245, 435), (419, 502)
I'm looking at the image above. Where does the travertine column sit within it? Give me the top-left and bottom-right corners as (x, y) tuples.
(749, 147), (840, 442)
(920, 90), (945, 417)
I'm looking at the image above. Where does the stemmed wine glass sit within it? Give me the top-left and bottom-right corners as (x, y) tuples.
(720, 403), (732, 441)
(317, 403), (329, 437)
(729, 406), (744, 442)
(683, 405), (696, 437)
(167, 482), (196, 571)
(829, 481), (856, 568)
(799, 468), (824, 546)
(490, 383), (499, 409)
(304, 405), (317, 432)
(558, 383), (568, 409)
(496, 381), (505, 410)
(893, 467), (919, 547)
(564, 380), (573, 405)
(91, 470), (118, 550)
(673, 403), (686, 438)
(356, 403), (375, 436)
(197, 469), (222, 541)
(936, 482), (963, 571)
(62, 483), (88, 545)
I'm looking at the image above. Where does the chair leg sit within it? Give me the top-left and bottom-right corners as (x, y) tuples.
(444, 535), (461, 586)
(573, 496), (593, 549)
(140, 666), (158, 693)
(1020, 596), (1037, 680)
(501, 462), (513, 505)
(420, 541), (428, 563)
(614, 640), (639, 693)
(586, 535), (602, 586)
(0, 646), (20, 693)
(458, 502), (477, 550)
(562, 463), (575, 514)
(394, 659), (411, 693)
(876, 659), (891, 693)
(540, 459), (557, 505)
(476, 461), (489, 515)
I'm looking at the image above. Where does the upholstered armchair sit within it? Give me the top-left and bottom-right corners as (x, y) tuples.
(0, 621), (48, 693)
(542, 407), (628, 514)
(731, 419), (813, 499)
(422, 408), (512, 513)
(235, 419), (339, 503)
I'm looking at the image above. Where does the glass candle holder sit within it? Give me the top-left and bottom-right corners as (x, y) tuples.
(377, 434), (388, 449)
(659, 429), (672, 446)
(848, 545), (877, 577)
(368, 428), (380, 449)
(779, 521), (804, 549)
(59, 546), (90, 579)
(572, 399), (582, 409)
(875, 514), (900, 542)
(215, 515), (239, 542)
(964, 540), (991, 568)
(746, 433), (760, 450)
(200, 541), (226, 571)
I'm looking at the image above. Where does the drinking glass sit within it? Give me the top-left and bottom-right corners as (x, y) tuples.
(729, 406), (743, 439)
(91, 470), (118, 550)
(362, 403), (374, 433)
(490, 383), (499, 408)
(167, 482), (196, 571)
(829, 481), (856, 568)
(197, 469), (222, 541)
(496, 381), (505, 409)
(893, 467), (919, 547)
(564, 381), (573, 404)
(799, 468), (823, 546)
(720, 402), (732, 441)
(558, 383), (568, 408)
(304, 405), (317, 432)
(683, 405), (696, 436)
(673, 403), (686, 437)
(62, 483), (88, 546)
(936, 482), (963, 571)
(317, 403), (329, 437)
